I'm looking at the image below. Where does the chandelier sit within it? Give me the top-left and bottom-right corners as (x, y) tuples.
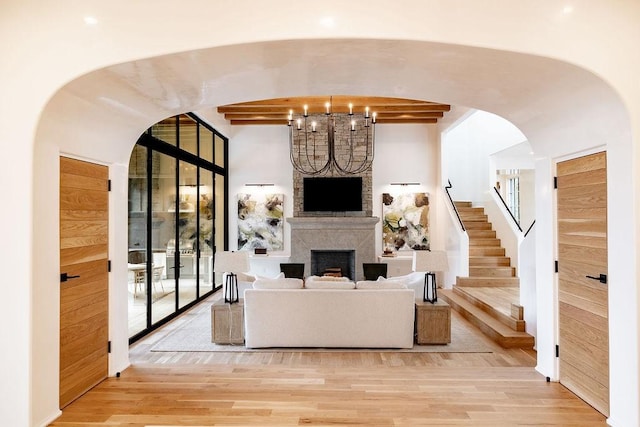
(288, 97), (376, 175)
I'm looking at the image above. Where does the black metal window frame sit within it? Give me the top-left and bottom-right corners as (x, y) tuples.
(129, 113), (229, 344)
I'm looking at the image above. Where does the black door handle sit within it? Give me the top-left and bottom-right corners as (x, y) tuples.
(60, 273), (81, 282)
(586, 273), (607, 284)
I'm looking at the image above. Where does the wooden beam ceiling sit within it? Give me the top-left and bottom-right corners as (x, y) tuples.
(217, 96), (451, 125)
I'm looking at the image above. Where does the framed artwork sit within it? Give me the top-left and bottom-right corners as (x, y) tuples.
(237, 193), (284, 251)
(382, 192), (430, 251)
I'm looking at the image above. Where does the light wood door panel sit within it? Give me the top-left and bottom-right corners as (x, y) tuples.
(557, 151), (609, 416)
(59, 157), (109, 408)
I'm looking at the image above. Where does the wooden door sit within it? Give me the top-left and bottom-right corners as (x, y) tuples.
(59, 157), (109, 408)
(556, 151), (609, 416)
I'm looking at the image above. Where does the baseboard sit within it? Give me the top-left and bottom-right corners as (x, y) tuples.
(37, 409), (62, 427)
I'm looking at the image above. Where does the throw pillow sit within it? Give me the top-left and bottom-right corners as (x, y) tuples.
(254, 272), (285, 280)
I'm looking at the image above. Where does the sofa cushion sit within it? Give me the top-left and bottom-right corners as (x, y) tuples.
(255, 272), (285, 280)
(304, 280), (356, 289)
(305, 275), (351, 282)
(253, 277), (304, 289)
(386, 272), (424, 287)
(356, 280), (408, 289)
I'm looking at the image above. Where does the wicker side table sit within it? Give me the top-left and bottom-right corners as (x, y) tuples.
(415, 299), (451, 344)
(211, 299), (244, 344)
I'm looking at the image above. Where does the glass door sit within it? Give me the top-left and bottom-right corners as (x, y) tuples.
(198, 169), (214, 294)
(177, 160), (198, 309)
(213, 173), (226, 285)
(151, 151), (177, 324)
(127, 145), (148, 337)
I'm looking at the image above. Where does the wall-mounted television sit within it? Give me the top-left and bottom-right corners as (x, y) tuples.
(303, 177), (363, 212)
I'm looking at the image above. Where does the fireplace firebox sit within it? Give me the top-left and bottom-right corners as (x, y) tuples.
(311, 250), (356, 280)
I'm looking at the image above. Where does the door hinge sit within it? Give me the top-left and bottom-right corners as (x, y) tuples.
(555, 344), (559, 358)
(553, 176), (558, 189)
(107, 260), (112, 272)
(108, 179), (112, 191)
(108, 341), (112, 353)
(554, 260), (559, 273)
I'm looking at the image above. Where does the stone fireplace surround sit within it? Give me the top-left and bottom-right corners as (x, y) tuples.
(287, 216), (379, 282)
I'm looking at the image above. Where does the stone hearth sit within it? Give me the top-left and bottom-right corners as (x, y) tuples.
(287, 217), (379, 282)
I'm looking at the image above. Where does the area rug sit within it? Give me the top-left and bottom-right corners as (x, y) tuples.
(150, 300), (494, 353)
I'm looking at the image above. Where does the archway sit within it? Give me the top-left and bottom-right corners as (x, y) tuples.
(32, 37), (632, 424)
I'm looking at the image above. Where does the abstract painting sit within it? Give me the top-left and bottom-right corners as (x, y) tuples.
(382, 192), (430, 251)
(237, 193), (284, 251)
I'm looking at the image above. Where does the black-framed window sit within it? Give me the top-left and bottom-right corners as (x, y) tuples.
(127, 113), (228, 343)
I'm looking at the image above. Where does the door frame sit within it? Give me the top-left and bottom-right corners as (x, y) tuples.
(59, 155), (111, 408)
(553, 147), (609, 415)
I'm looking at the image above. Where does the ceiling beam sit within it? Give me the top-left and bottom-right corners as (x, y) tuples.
(218, 96), (451, 125)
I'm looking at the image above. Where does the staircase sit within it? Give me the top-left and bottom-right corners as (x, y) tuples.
(439, 201), (535, 349)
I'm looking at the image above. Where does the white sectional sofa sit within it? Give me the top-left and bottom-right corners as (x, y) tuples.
(243, 276), (415, 349)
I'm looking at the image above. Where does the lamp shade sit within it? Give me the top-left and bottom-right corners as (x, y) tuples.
(214, 251), (249, 273)
(412, 250), (449, 272)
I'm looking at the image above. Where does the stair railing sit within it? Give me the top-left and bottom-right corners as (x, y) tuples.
(445, 179), (465, 231)
(493, 186), (522, 233)
(524, 219), (535, 237)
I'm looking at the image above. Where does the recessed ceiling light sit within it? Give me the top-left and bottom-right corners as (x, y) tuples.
(562, 5), (573, 14)
(319, 16), (336, 28)
(84, 16), (98, 26)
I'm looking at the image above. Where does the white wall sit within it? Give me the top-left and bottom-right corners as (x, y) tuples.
(1, 2), (638, 426)
(519, 170), (535, 232)
(493, 141), (536, 230)
(443, 111), (527, 205)
(226, 122), (442, 274)
(519, 226), (537, 343)
(440, 193), (469, 287)
(374, 124), (441, 253)
(534, 157), (556, 379)
(226, 125), (294, 255)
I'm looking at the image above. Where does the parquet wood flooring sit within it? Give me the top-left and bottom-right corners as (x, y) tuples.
(49, 293), (607, 426)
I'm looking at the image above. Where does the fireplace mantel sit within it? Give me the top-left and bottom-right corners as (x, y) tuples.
(287, 216), (379, 281)
(287, 216), (379, 229)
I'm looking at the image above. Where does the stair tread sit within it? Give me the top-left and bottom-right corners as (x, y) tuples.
(440, 290), (531, 338)
(469, 256), (511, 260)
(457, 276), (519, 281)
(454, 286), (517, 319)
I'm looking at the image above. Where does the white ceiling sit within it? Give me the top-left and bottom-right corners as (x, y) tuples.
(46, 38), (626, 164)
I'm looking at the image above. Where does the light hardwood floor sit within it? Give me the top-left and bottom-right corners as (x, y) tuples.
(50, 291), (607, 426)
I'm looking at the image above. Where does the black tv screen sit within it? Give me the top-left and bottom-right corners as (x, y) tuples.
(303, 177), (363, 212)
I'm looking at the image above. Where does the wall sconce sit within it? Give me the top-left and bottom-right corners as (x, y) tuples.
(390, 182), (421, 186)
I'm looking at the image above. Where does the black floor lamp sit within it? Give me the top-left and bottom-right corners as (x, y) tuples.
(412, 250), (449, 303)
(214, 251), (250, 304)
